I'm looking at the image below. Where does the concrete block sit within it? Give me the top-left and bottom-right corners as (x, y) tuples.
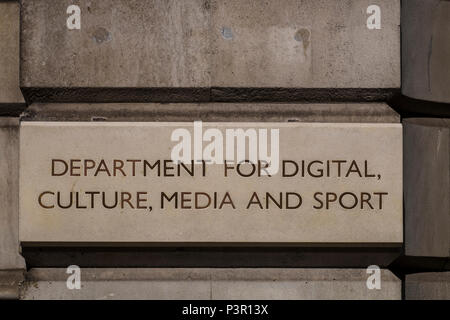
(406, 272), (450, 300)
(20, 268), (401, 300)
(0, 118), (25, 270)
(0, 1), (24, 105)
(403, 119), (450, 258)
(20, 0), (400, 102)
(402, 0), (450, 103)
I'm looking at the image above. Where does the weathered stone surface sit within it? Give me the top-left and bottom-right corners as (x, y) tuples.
(0, 119), (25, 298)
(22, 102), (400, 123)
(211, 0), (400, 88)
(0, 1), (24, 104)
(21, 0), (211, 88)
(21, 0), (400, 101)
(20, 268), (401, 300)
(403, 119), (450, 258)
(19, 121), (402, 245)
(0, 270), (24, 300)
(405, 272), (450, 300)
(402, 0), (450, 103)
(0, 118), (25, 270)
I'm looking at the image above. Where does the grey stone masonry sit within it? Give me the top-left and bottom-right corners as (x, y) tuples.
(406, 272), (450, 300)
(403, 118), (450, 258)
(0, 1), (25, 112)
(0, 118), (26, 299)
(20, 0), (400, 102)
(402, 0), (450, 104)
(22, 102), (400, 123)
(20, 268), (401, 300)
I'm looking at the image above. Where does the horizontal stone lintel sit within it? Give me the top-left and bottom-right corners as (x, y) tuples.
(22, 102), (400, 123)
(25, 267), (399, 282)
(20, 268), (401, 300)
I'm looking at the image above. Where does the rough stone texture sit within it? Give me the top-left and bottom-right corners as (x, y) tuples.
(402, 0), (450, 103)
(0, 118), (26, 270)
(21, 0), (211, 88)
(0, 1), (25, 104)
(211, 0), (400, 88)
(22, 103), (400, 123)
(21, 0), (210, 88)
(0, 118), (26, 300)
(20, 268), (401, 300)
(19, 121), (403, 245)
(405, 272), (450, 300)
(0, 270), (24, 300)
(403, 119), (450, 258)
(20, 0), (400, 101)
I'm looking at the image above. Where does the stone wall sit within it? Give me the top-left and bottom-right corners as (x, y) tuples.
(0, 0), (448, 300)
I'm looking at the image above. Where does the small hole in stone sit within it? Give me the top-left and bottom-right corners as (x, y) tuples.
(221, 27), (233, 40)
(91, 116), (107, 122)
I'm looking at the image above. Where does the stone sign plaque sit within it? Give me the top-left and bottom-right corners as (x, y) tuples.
(19, 122), (402, 245)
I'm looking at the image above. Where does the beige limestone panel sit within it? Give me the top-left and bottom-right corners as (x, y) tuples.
(19, 121), (402, 244)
